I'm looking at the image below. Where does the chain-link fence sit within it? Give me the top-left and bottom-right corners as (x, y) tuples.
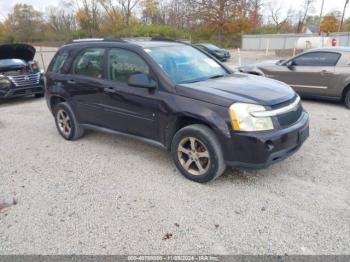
(34, 46), (58, 71)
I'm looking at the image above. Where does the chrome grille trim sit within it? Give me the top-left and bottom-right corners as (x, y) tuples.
(8, 72), (41, 87)
(251, 96), (301, 118)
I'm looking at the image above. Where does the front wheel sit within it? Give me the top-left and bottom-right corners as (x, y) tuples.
(345, 89), (350, 109)
(171, 124), (226, 183)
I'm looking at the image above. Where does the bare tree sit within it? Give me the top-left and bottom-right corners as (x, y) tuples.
(161, 0), (192, 28)
(268, 1), (293, 32)
(296, 0), (315, 33)
(339, 0), (350, 31)
(118, 0), (141, 25)
(249, 0), (263, 28)
(98, 0), (123, 26)
(47, 2), (77, 33)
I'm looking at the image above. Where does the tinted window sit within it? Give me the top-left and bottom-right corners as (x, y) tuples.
(292, 52), (340, 66)
(108, 48), (149, 83)
(48, 50), (69, 73)
(73, 48), (104, 78)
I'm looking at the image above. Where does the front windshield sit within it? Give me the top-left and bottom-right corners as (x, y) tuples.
(146, 45), (228, 84)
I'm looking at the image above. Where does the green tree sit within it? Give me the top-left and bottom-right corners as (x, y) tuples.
(4, 4), (44, 42)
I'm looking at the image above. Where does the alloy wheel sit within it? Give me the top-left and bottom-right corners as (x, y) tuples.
(57, 109), (72, 137)
(177, 137), (210, 176)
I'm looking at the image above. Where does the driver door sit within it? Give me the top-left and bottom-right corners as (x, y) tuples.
(270, 51), (340, 96)
(98, 48), (160, 140)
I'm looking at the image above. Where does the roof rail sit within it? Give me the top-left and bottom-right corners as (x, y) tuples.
(72, 38), (104, 42)
(65, 38), (127, 45)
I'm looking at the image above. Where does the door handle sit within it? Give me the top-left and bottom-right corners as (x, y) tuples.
(321, 70), (332, 76)
(67, 79), (76, 84)
(104, 87), (116, 93)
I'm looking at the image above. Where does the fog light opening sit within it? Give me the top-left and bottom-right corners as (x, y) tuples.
(265, 140), (274, 151)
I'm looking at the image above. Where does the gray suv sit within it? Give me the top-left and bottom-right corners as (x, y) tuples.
(239, 47), (350, 109)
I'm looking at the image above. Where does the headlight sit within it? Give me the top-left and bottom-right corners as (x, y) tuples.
(0, 78), (11, 89)
(229, 103), (274, 131)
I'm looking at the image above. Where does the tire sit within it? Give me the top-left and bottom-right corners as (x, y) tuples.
(53, 102), (84, 140)
(345, 89), (350, 109)
(35, 93), (44, 98)
(171, 124), (226, 183)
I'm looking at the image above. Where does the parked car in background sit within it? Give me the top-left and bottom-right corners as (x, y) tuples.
(46, 38), (309, 183)
(194, 43), (231, 61)
(239, 47), (350, 109)
(0, 44), (45, 99)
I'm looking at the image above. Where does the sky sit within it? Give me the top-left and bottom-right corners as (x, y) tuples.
(0, 0), (348, 21)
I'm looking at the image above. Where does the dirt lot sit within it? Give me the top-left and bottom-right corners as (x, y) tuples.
(0, 50), (350, 255)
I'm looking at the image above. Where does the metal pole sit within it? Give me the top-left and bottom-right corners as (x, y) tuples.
(237, 48), (241, 67)
(339, 0), (350, 32)
(39, 46), (46, 71)
(319, 0), (325, 34)
(265, 39), (269, 56)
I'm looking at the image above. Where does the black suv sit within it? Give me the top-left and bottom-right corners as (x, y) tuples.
(45, 39), (309, 183)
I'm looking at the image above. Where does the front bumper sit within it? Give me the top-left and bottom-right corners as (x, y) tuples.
(0, 85), (44, 98)
(225, 111), (309, 169)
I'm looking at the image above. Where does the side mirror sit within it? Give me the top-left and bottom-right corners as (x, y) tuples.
(128, 73), (157, 89)
(286, 60), (296, 68)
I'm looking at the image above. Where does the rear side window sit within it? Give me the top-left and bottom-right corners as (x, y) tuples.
(49, 50), (69, 73)
(108, 48), (149, 83)
(293, 52), (341, 66)
(73, 48), (105, 78)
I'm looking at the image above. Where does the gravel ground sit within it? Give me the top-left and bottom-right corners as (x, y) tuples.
(0, 97), (349, 255)
(0, 49), (349, 255)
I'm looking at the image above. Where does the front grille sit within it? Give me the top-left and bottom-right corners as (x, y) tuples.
(8, 72), (41, 87)
(276, 105), (303, 128)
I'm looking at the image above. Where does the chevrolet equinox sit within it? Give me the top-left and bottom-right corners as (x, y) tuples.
(45, 38), (309, 183)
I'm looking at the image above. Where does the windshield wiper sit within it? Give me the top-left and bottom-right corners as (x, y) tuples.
(179, 74), (226, 84)
(179, 78), (205, 84)
(208, 74), (226, 79)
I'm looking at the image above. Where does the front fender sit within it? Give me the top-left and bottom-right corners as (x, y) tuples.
(163, 95), (232, 151)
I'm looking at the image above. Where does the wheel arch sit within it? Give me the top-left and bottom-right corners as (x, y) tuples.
(49, 95), (66, 112)
(164, 114), (227, 151)
(341, 83), (350, 102)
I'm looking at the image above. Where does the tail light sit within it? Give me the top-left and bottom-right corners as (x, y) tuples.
(20, 67), (28, 74)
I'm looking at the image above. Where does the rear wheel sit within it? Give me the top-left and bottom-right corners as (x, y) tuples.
(171, 124), (226, 183)
(53, 102), (84, 140)
(345, 89), (350, 109)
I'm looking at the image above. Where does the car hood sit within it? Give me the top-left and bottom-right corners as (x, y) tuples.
(0, 44), (36, 61)
(176, 73), (296, 107)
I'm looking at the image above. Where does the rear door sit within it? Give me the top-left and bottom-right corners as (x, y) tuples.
(65, 47), (106, 125)
(273, 51), (340, 96)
